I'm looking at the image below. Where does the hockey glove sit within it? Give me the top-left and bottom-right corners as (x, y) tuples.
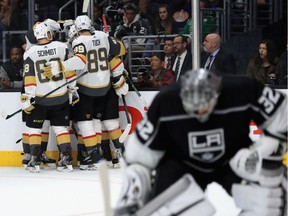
(68, 87), (80, 106)
(232, 182), (284, 216)
(20, 94), (35, 114)
(43, 60), (65, 78)
(113, 74), (129, 97)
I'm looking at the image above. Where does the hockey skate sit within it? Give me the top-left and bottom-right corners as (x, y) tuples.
(40, 152), (56, 168)
(22, 153), (31, 170)
(79, 147), (102, 171)
(57, 153), (73, 172)
(28, 156), (41, 173)
(112, 149), (123, 168)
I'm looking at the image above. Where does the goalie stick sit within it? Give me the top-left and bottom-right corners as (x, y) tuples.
(2, 71), (89, 120)
(119, 95), (131, 143)
(99, 161), (111, 216)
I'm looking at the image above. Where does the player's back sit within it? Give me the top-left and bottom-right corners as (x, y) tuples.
(24, 41), (69, 106)
(72, 32), (111, 96)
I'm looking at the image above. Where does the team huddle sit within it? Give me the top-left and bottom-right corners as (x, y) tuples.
(21, 15), (127, 172)
(18, 14), (287, 216)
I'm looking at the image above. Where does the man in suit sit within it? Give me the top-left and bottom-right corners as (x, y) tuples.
(171, 35), (192, 81)
(202, 33), (236, 75)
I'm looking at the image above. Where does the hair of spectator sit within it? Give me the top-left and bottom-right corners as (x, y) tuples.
(123, 3), (139, 13)
(151, 52), (164, 61)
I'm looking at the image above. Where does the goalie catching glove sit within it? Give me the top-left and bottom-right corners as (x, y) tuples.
(43, 60), (65, 78)
(113, 74), (129, 97)
(20, 94), (35, 114)
(68, 87), (80, 106)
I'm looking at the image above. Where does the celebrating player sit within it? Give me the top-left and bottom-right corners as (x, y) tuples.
(22, 22), (78, 172)
(113, 69), (287, 216)
(43, 15), (127, 170)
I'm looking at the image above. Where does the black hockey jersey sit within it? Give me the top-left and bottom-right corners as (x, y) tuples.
(125, 76), (287, 173)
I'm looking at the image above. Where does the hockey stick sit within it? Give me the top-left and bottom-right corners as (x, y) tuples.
(119, 95), (131, 143)
(124, 70), (149, 111)
(82, 0), (90, 14)
(3, 71), (88, 120)
(99, 161), (111, 216)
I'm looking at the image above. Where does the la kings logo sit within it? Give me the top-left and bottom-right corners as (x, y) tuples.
(188, 129), (225, 163)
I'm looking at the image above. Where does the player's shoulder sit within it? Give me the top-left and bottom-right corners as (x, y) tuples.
(154, 83), (180, 102)
(92, 30), (109, 38)
(221, 75), (263, 93)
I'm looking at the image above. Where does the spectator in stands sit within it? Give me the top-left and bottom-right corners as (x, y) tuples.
(138, 0), (158, 32)
(163, 38), (175, 70)
(114, 3), (153, 46)
(202, 33), (236, 74)
(181, 0), (216, 40)
(0, 0), (21, 30)
(247, 39), (279, 86)
(0, 46), (23, 89)
(93, 4), (113, 36)
(114, 3), (153, 64)
(171, 34), (192, 81)
(138, 52), (175, 88)
(155, 4), (178, 35)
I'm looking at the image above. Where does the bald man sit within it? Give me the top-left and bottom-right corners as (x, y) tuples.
(202, 33), (236, 75)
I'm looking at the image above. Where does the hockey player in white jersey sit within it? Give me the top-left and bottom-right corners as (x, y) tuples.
(43, 15), (127, 170)
(112, 69), (287, 216)
(21, 18), (63, 169)
(22, 22), (79, 172)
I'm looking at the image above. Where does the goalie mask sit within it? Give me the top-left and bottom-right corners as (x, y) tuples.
(179, 69), (222, 122)
(33, 22), (53, 40)
(75, 15), (92, 32)
(68, 25), (77, 43)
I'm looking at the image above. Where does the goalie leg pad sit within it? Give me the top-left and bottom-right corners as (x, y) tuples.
(137, 174), (215, 216)
(232, 183), (284, 216)
(112, 164), (152, 216)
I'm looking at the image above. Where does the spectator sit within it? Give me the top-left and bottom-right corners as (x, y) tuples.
(171, 34), (192, 81)
(138, 53), (175, 88)
(0, 46), (24, 89)
(114, 3), (153, 64)
(138, 0), (158, 32)
(114, 3), (153, 47)
(163, 38), (175, 70)
(0, 0), (19, 30)
(202, 33), (236, 74)
(93, 4), (113, 36)
(181, 0), (216, 40)
(247, 39), (280, 86)
(155, 4), (178, 35)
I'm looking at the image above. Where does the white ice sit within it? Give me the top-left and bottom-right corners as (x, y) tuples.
(0, 167), (240, 216)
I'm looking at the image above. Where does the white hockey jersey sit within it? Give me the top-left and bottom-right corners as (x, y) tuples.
(65, 30), (126, 97)
(23, 41), (76, 106)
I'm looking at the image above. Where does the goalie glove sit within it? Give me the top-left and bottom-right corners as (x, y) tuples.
(20, 94), (35, 114)
(232, 182), (284, 216)
(68, 87), (80, 106)
(112, 74), (129, 97)
(43, 60), (65, 78)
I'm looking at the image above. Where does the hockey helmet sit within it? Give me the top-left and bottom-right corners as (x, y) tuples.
(68, 25), (77, 42)
(33, 22), (53, 40)
(179, 68), (222, 122)
(75, 15), (92, 32)
(43, 18), (61, 34)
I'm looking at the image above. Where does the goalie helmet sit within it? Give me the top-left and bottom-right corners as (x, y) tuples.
(179, 68), (222, 122)
(75, 15), (92, 32)
(43, 18), (61, 34)
(33, 22), (53, 40)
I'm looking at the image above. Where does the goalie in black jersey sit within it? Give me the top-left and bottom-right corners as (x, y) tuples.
(113, 68), (287, 216)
